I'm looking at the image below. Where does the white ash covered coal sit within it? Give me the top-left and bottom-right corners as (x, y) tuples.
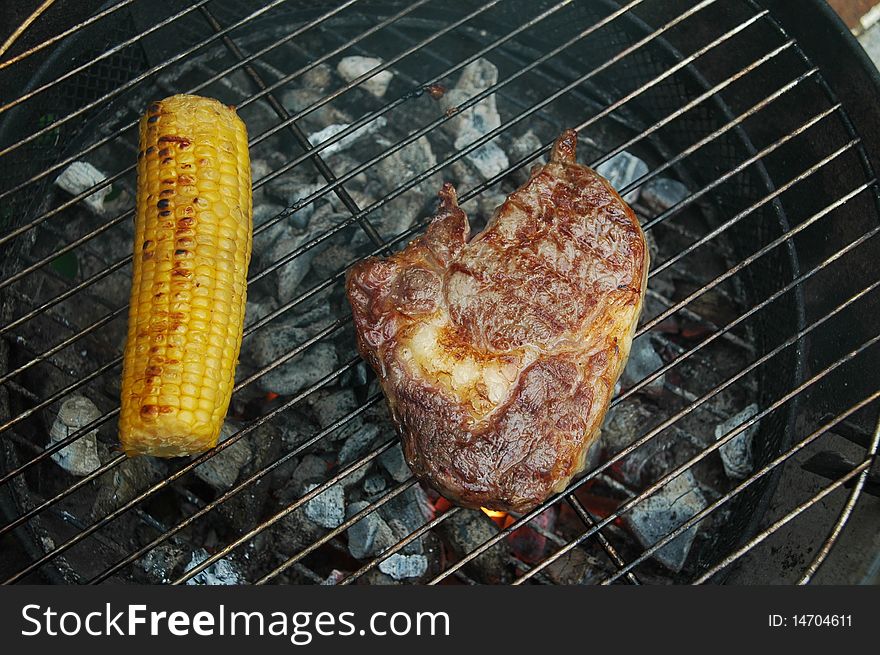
(250, 303), (339, 395)
(304, 482), (346, 529)
(441, 58), (509, 178)
(346, 500), (395, 559)
(49, 395), (102, 476)
(714, 404), (758, 480)
(183, 549), (242, 585)
(623, 470), (708, 572)
(336, 56), (394, 98)
(640, 177), (690, 213)
(596, 151), (649, 204)
(54, 162), (112, 215)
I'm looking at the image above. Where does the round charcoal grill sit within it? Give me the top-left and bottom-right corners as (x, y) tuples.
(0, 0), (878, 585)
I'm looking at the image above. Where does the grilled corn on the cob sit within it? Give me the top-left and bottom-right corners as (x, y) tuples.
(119, 94), (252, 457)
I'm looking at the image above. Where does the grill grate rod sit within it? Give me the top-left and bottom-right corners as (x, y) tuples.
(0, 0), (135, 71)
(693, 458), (875, 584)
(0, 11), (785, 338)
(797, 416), (880, 583)
(225, 245), (880, 584)
(565, 494), (641, 585)
(0, 0), (657, 281)
(0, 0), (215, 116)
(595, 394), (880, 584)
(0, 118), (861, 520)
(427, 243), (880, 583)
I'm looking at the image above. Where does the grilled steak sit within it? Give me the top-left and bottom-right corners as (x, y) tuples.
(346, 130), (649, 512)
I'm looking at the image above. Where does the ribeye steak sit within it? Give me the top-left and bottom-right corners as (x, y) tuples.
(346, 130), (649, 512)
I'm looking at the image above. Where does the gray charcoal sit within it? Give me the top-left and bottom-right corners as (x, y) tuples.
(290, 454), (329, 493)
(281, 183), (325, 229)
(374, 136), (437, 194)
(441, 58), (508, 179)
(640, 177), (689, 214)
(624, 470), (707, 572)
(363, 474), (387, 495)
(304, 482), (345, 528)
(714, 404), (758, 479)
(346, 500), (395, 559)
(194, 422), (252, 490)
(308, 388), (364, 442)
(449, 159), (482, 193)
(49, 396), (102, 476)
(379, 484), (432, 533)
(438, 508), (511, 583)
(213, 422), (282, 527)
(307, 116), (387, 156)
(378, 443), (411, 483)
(250, 158), (273, 185)
(620, 336), (665, 397)
(323, 153), (370, 188)
(370, 137), (440, 240)
(340, 462), (371, 489)
(336, 56), (393, 98)
(252, 310), (339, 395)
(183, 549), (241, 585)
(378, 553), (427, 580)
(271, 206), (347, 300)
(339, 423), (381, 465)
(280, 87), (350, 127)
(545, 547), (603, 585)
(466, 141), (509, 179)
(475, 190), (507, 225)
(272, 507), (327, 558)
(508, 129), (546, 175)
(322, 569), (347, 585)
(596, 151), (649, 204)
(309, 242), (358, 280)
(358, 568), (399, 585)
(252, 203), (288, 237)
(138, 541), (189, 584)
(54, 161), (111, 214)
(387, 518), (422, 555)
(244, 296), (278, 327)
(370, 191), (430, 242)
(302, 63), (332, 92)
(90, 455), (168, 519)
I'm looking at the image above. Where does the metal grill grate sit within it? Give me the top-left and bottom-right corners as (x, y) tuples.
(0, 0), (878, 585)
